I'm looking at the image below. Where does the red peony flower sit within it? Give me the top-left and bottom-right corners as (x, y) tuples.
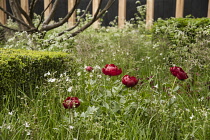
(63, 97), (80, 109)
(122, 75), (139, 87)
(170, 66), (188, 80)
(86, 66), (93, 72)
(176, 71), (188, 80)
(102, 64), (122, 76)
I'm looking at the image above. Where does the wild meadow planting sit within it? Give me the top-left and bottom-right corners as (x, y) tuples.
(0, 16), (210, 139)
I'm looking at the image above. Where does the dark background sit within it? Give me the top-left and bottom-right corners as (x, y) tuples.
(6, 0), (209, 26)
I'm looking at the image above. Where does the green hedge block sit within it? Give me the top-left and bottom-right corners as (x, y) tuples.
(0, 48), (75, 94)
(152, 17), (210, 46)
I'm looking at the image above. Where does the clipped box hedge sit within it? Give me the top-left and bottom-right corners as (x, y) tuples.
(0, 48), (75, 94)
(152, 17), (210, 46)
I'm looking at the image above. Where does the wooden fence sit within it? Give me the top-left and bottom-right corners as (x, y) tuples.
(1, 0), (210, 29)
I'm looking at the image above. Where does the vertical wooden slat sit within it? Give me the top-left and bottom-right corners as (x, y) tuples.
(0, 0), (6, 24)
(92, 0), (100, 28)
(175, 0), (184, 18)
(21, 0), (29, 13)
(208, 0), (210, 18)
(146, 0), (154, 29)
(118, 0), (126, 28)
(44, 0), (52, 19)
(68, 0), (76, 27)
(21, 0), (29, 23)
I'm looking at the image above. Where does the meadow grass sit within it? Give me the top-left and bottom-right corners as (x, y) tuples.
(0, 25), (210, 140)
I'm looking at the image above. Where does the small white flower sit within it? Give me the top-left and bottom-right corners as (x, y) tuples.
(69, 125), (74, 130)
(44, 71), (51, 77)
(7, 125), (11, 130)
(8, 111), (13, 115)
(94, 65), (101, 70)
(190, 114), (194, 120)
(67, 87), (73, 92)
(154, 84), (158, 89)
(66, 77), (70, 82)
(24, 122), (30, 128)
(97, 75), (102, 78)
(48, 78), (56, 82)
(77, 72), (81, 76)
(26, 130), (31, 136)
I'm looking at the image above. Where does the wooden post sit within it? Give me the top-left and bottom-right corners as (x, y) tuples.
(208, 0), (210, 18)
(68, 0), (76, 27)
(118, 0), (126, 28)
(21, 0), (29, 23)
(44, 0), (52, 19)
(146, 0), (154, 29)
(92, 0), (100, 28)
(0, 0), (6, 24)
(175, 0), (184, 18)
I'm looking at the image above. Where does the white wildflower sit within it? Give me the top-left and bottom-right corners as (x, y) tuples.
(69, 125), (74, 130)
(8, 111), (13, 115)
(48, 78), (56, 82)
(94, 65), (101, 70)
(24, 122), (30, 128)
(44, 71), (51, 77)
(67, 87), (73, 92)
(190, 114), (194, 120)
(77, 72), (81, 76)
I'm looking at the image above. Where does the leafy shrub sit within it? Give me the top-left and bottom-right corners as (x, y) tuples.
(152, 17), (210, 46)
(0, 48), (76, 94)
(151, 17), (210, 71)
(0, 27), (5, 45)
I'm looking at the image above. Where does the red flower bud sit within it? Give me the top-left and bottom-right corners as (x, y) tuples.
(86, 66), (93, 72)
(122, 75), (139, 87)
(102, 64), (122, 76)
(176, 71), (188, 80)
(170, 66), (188, 80)
(63, 97), (80, 109)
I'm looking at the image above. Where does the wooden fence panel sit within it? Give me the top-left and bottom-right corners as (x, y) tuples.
(1, 0), (210, 27)
(0, 0), (6, 24)
(118, 0), (126, 28)
(208, 0), (210, 18)
(146, 0), (154, 29)
(44, 0), (52, 19)
(176, 0), (184, 18)
(68, 0), (76, 27)
(21, 0), (29, 23)
(92, 0), (100, 28)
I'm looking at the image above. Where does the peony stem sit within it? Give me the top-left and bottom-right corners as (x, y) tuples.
(69, 109), (73, 124)
(171, 77), (177, 93)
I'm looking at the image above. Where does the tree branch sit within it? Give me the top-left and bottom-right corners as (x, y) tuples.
(29, 0), (39, 20)
(42, 0), (59, 26)
(15, 1), (34, 27)
(40, 0), (81, 31)
(67, 0), (115, 38)
(0, 23), (19, 32)
(57, 0), (93, 36)
(37, 0), (54, 29)
(0, 5), (31, 29)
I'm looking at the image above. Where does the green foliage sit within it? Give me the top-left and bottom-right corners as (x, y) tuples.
(152, 17), (210, 71)
(0, 17), (209, 140)
(152, 17), (210, 45)
(0, 48), (76, 94)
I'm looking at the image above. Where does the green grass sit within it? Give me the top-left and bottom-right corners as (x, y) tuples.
(0, 25), (210, 140)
